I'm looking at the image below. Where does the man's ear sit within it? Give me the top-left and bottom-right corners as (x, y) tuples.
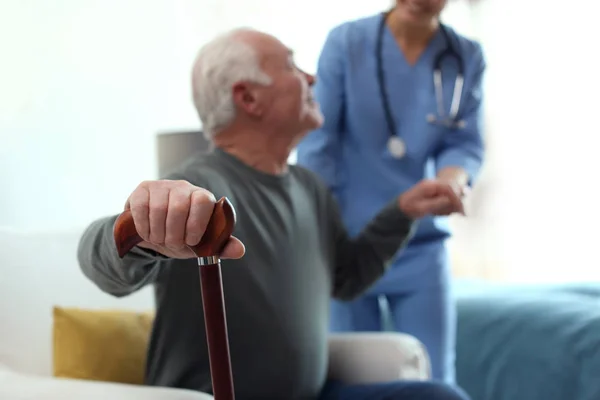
(232, 82), (263, 117)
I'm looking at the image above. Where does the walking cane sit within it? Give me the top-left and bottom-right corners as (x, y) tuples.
(113, 197), (237, 400)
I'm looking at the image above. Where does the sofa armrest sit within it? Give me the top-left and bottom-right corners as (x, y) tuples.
(327, 333), (431, 384)
(0, 365), (213, 400)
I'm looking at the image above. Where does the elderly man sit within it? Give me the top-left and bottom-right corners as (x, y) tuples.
(77, 28), (469, 400)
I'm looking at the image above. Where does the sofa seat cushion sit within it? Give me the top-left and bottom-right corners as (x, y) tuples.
(0, 365), (213, 400)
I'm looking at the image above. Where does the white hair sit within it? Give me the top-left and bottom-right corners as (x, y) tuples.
(191, 28), (273, 140)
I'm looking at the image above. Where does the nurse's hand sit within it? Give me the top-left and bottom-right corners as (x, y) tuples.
(436, 166), (470, 205)
(437, 177), (470, 214)
(398, 179), (465, 218)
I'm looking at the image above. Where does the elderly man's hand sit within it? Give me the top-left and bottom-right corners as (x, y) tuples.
(123, 180), (245, 259)
(398, 179), (466, 219)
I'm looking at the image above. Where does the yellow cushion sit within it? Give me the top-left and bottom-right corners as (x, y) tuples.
(52, 306), (154, 385)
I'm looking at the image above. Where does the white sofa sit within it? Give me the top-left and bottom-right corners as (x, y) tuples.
(0, 226), (431, 399)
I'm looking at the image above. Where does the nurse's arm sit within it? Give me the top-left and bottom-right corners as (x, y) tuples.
(296, 26), (347, 195)
(435, 44), (487, 187)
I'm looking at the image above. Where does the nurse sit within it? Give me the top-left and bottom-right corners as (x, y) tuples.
(296, 0), (486, 384)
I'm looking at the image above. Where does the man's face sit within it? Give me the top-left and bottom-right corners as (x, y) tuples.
(233, 33), (324, 138)
(266, 48), (324, 135)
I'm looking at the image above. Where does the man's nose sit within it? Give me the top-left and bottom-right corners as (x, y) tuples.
(301, 69), (316, 86)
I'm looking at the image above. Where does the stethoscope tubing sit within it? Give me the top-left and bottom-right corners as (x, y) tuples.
(376, 11), (466, 158)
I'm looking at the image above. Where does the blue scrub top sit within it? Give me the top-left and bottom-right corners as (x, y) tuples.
(296, 14), (486, 293)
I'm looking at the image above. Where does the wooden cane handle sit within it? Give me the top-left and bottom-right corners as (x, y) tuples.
(113, 197), (236, 258)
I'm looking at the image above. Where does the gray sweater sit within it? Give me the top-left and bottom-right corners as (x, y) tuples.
(77, 148), (415, 400)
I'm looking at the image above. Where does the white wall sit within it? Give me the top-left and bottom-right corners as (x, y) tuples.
(1, 0), (182, 228)
(449, 0), (600, 283)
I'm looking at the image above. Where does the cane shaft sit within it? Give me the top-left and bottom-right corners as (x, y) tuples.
(200, 263), (235, 400)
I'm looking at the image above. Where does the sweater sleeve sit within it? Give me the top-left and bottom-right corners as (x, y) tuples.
(77, 214), (172, 297)
(325, 190), (417, 301)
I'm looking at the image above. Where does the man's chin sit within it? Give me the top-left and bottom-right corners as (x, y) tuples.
(295, 117), (324, 142)
(293, 107), (324, 139)
(301, 120), (323, 136)
(310, 115), (324, 130)
(306, 108), (324, 129)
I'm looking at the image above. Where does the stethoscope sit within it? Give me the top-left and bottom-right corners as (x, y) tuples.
(377, 12), (466, 159)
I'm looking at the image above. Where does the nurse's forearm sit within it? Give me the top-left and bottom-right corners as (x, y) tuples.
(437, 166), (469, 187)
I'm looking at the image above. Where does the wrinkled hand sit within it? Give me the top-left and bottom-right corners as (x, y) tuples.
(123, 180), (245, 259)
(398, 179), (466, 219)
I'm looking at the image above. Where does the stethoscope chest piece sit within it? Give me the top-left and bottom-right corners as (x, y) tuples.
(387, 136), (406, 159)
